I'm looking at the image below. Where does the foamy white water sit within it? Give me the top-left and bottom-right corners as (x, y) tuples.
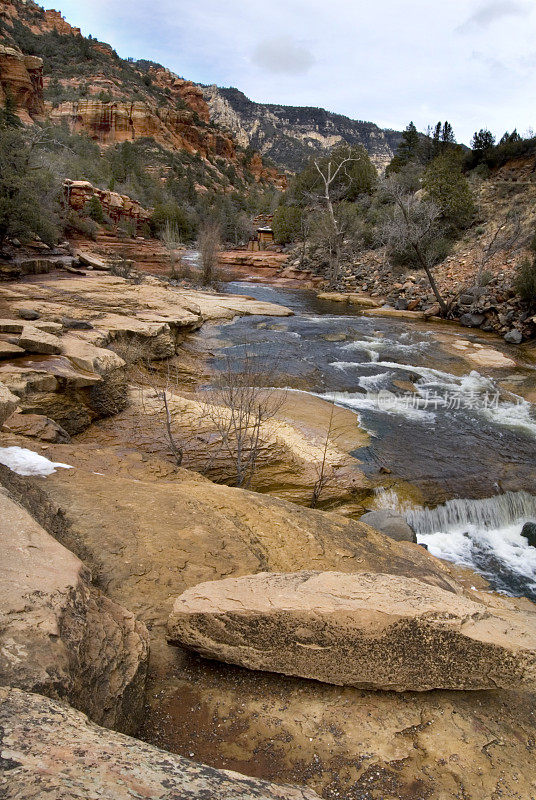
(375, 488), (536, 597)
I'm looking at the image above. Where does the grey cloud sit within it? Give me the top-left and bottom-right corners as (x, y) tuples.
(457, 1), (528, 32)
(252, 36), (314, 74)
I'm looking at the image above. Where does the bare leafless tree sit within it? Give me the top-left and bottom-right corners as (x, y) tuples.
(198, 219), (221, 286)
(312, 153), (360, 285)
(159, 220), (184, 280)
(310, 401), (336, 508)
(200, 349), (286, 488)
(380, 178), (448, 316)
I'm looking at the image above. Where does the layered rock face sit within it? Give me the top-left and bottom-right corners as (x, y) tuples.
(0, 688), (321, 800)
(0, 44), (44, 123)
(168, 570), (536, 692)
(48, 99), (238, 159)
(203, 85), (403, 172)
(42, 8), (81, 36)
(0, 483), (149, 734)
(0, 272), (291, 434)
(148, 64), (211, 123)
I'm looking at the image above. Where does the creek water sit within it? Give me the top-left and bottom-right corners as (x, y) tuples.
(199, 279), (536, 598)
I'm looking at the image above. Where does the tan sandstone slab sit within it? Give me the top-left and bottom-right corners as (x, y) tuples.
(168, 570), (536, 692)
(18, 326), (62, 355)
(0, 688), (320, 800)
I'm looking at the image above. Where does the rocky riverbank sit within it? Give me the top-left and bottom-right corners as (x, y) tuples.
(2, 266), (536, 800)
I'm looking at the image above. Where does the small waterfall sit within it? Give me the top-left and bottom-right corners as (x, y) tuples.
(375, 489), (536, 535)
(374, 489), (536, 599)
(406, 492), (536, 535)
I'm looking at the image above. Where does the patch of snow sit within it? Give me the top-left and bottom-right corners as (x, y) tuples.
(0, 446), (73, 477)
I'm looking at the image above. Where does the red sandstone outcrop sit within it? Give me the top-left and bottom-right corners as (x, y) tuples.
(149, 65), (210, 123)
(48, 99), (237, 160)
(249, 151), (288, 190)
(43, 8), (81, 36)
(64, 179), (152, 228)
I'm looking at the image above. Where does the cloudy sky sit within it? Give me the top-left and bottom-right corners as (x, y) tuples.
(57, 0), (535, 144)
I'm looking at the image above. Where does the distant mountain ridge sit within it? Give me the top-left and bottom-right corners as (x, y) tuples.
(202, 85), (403, 172)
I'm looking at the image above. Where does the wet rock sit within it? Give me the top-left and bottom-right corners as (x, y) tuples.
(347, 293), (380, 308)
(521, 522), (536, 547)
(17, 308), (40, 321)
(168, 570), (536, 692)
(18, 327), (62, 355)
(423, 303), (440, 316)
(2, 412), (71, 443)
(0, 485), (149, 734)
(460, 313), (485, 328)
(359, 509), (416, 543)
(504, 329), (523, 344)
(0, 688), (320, 800)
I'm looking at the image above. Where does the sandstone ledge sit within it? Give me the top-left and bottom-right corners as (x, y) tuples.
(0, 687), (320, 800)
(168, 570), (536, 692)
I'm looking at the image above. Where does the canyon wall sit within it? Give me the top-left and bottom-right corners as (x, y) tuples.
(203, 85), (403, 172)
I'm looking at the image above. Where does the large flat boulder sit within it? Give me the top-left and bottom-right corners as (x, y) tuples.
(0, 485), (149, 734)
(0, 688), (319, 800)
(168, 570), (536, 692)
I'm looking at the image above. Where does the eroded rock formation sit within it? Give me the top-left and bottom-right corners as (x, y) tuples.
(203, 85), (402, 172)
(0, 482), (149, 734)
(0, 44), (44, 122)
(64, 179), (152, 229)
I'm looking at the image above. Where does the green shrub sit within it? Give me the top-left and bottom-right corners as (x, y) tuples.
(514, 258), (536, 303)
(65, 211), (98, 240)
(151, 202), (195, 241)
(84, 196), (106, 224)
(424, 152), (475, 231)
(272, 205), (303, 244)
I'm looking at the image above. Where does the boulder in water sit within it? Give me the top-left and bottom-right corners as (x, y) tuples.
(522, 521), (536, 547)
(360, 509), (417, 543)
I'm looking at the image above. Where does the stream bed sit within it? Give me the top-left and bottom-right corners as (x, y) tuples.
(200, 279), (536, 598)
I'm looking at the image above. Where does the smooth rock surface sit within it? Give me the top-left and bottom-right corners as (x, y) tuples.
(0, 688), (320, 800)
(0, 484), (149, 733)
(13, 444), (536, 799)
(168, 570), (536, 691)
(0, 341), (24, 359)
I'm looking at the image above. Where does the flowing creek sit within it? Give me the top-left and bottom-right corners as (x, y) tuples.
(197, 279), (536, 599)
